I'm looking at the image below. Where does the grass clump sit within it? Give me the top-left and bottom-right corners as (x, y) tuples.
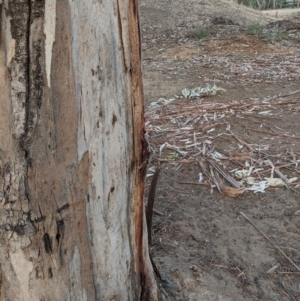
(247, 23), (289, 44)
(192, 27), (209, 39)
(264, 25), (289, 43)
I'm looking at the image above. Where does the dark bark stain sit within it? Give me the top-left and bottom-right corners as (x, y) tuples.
(56, 203), (70, 213)
(112, 114), (117, 126)
(48, 267), (53, 279)
(12, 222), (26, 236)
(35, 215), (46, 223)
(43, 233), (52, 253)
(56, 219), (64, 227)
(91, 65), (102, 80)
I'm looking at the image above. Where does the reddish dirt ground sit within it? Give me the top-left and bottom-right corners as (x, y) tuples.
(141, 1), (300, 300)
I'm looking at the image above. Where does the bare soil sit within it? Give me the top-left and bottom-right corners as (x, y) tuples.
(140, 1), (300, 300)
(263, 8), (300, 17)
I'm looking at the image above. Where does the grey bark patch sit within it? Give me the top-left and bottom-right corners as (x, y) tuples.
(69, 245), (87, 301)
(23, 220), (36, 236)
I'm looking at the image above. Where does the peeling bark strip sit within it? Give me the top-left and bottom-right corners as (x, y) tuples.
(0, 0), (162, 300)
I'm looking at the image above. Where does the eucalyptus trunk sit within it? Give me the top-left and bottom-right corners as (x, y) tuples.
(0, 0), (160, 300)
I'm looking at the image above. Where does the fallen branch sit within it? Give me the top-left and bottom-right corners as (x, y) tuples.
(178, 181), (209, 186)
(208, 159), (243, 189)
(249, 128), (300, 140)
(280, 281), (297, 301)
(153, 208), (164, 216)
(267, 89), (300, 101)
(146, 167), (161, 246)
(229, 130), (255, 152)
(240, 212), (300, 272)
(154, 158), (196, 163)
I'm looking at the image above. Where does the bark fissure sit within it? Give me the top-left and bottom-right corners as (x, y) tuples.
(25, 0), (45, 139)
(24, 0), (31, 139)
(116, 0), (127, 73)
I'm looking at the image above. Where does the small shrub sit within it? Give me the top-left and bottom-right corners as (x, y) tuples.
(192, 27), (209, 39)
(179, 60), (186, 68)
(232, 35), (241, 42)
(149, 62), (156, 69)
(247, 24), (263, 36)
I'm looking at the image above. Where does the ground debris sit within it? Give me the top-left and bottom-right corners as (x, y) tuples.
(146, 91), (300, 197)
(141, 1), (300, 300)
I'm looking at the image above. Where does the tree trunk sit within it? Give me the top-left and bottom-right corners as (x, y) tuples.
(0, 0), (161, 300)
(256, 0), (264, 9)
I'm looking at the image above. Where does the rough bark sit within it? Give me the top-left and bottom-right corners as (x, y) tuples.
(0, 0), (160, 300)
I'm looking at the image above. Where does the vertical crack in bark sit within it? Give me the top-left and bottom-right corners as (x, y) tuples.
(24, 0), (45, 140)
(24, 0), (31, 139)
(22, 0), (45, 209)
(116, 0), (127, 73)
